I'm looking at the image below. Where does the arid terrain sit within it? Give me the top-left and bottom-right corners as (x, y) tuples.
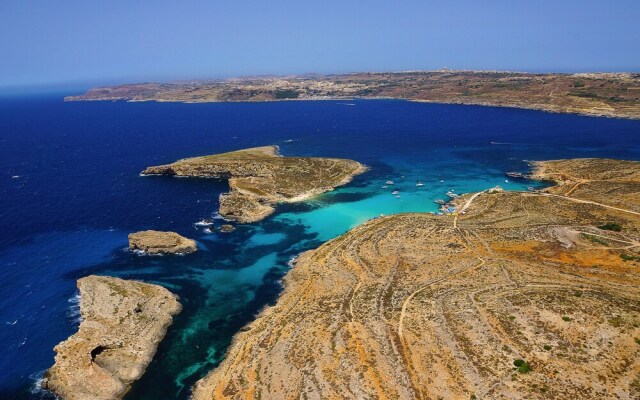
(142, 145), (366, 223)
(192, 158), (640, 399)
(66, 71), (640, 119)
(43, 276), (181, 400)
(128, 230), (198, 255)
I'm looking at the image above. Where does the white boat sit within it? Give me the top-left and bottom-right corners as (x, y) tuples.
(391, 190), (400, 195)
(385, 180), (394, 185)
(194, 219), (214, 227)
(416, 181), (425, 187)
(381, 185), (388, 189)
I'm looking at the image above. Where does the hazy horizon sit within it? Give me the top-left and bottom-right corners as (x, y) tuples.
(2, 0), (639, 92)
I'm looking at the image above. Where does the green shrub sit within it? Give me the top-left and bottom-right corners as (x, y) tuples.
(562, 316), (571, 321)
(543, 344), (552, 351)
(597, 223), (622, 231)
(581, 233), (608, 246)
(513, 359), (531, 373)
(274, 89), (299, 99)
(620, 253), (640, 262)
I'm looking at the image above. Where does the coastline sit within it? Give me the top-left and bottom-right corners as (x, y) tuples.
(191, 157), (640, 399)
(65, 96), (640, 120)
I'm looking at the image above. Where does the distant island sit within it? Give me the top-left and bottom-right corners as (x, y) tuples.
(192, 158), (640, 399)
(142, 145), (367, 223)
(66, 70), (640, 119)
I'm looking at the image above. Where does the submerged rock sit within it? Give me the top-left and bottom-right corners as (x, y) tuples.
(219, 224), (236, 233)
(42, 275), (181, 400)
(128, 230), (197, 255)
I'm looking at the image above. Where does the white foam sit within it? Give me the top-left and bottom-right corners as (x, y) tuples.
(66, 292), (82, 325)
(29, 369), (59, 399)
(287, 255), (299, 268)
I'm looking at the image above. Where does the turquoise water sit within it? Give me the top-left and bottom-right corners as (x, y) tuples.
(0, 97), (638, 399)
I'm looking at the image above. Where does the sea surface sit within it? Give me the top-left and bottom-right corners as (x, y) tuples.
(1, 96), (639, 399)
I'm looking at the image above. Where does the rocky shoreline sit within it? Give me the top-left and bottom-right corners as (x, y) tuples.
(192, 158), (640, 399)
(142, 145), (367, 223)
(42, 276), (182, 400)
(128, 230), (198, 255)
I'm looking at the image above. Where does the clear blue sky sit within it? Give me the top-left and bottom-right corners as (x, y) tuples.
(1, 0), (639, 89)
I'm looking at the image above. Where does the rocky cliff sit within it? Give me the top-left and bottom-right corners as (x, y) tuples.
(43, 276), (182, 400)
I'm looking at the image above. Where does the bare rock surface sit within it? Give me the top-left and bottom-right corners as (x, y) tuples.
(128, 230), (197, 255)
(142, 146), (367, 223)
(43, 275), (181, 400)
(192, 159), (640, 400)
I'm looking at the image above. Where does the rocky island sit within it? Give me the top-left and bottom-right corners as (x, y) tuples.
(66, 71), (640, 119)
(128, 230), (198, 255)
(43, 275), (182, 400)
(142, 146), (367, 223)
(192, 158), (640, 399)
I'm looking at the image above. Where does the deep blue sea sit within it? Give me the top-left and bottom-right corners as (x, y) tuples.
(0, 96), (639, 399)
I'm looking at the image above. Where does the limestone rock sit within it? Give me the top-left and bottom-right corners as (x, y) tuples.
(128, 230), (197, 255)
(43, 275), (181, 400)
(142, 146), (367, 223)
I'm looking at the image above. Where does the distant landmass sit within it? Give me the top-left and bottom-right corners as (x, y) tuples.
(66, 70), (640, 119)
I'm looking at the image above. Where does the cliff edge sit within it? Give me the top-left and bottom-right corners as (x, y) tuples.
(43, 276), (182, 400)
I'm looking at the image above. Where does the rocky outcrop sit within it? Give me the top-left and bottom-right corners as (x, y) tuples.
(43, 275), (181, 400)
(142, 146), (367, 223)
(192, 159), (640, 400)
(128, 230), (197, 255)
(219, 224), (236, 233)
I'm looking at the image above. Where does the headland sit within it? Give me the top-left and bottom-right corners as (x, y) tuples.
(142, 145), (367, 223)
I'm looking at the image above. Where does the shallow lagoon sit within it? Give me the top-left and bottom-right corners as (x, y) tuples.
(0, 97), (639, 399)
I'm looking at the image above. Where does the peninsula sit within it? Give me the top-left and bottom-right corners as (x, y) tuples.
(66, 71), (640, 119)
(128, 230), (198, 255)
(142, 146), (367, 223)
(192, 158), (640, 399)
(43, 275), (182, 400)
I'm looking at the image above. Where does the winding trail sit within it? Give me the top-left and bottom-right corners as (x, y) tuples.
(540, 192), (640, 216)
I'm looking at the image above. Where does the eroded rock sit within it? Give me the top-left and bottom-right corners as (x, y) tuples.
(128, 230), (197, 255)
(43, 276), (181, 400)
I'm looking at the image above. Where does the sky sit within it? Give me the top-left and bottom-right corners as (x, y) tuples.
(1, 0), (639, 90)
